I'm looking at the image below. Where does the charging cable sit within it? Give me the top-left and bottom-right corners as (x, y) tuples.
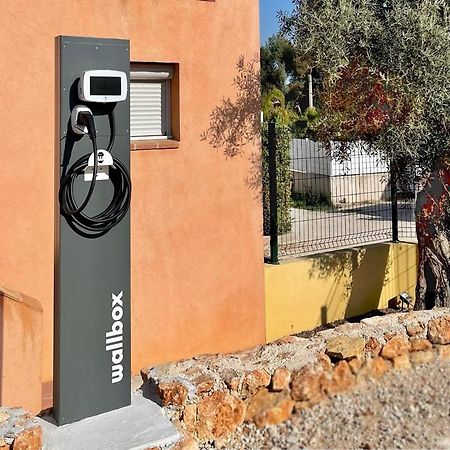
(59, 109), (131, 235)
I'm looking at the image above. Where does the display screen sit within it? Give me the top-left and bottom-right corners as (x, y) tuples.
(90, 76), (122, 96)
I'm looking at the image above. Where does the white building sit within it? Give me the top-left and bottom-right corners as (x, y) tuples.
(291, 139), (390, 204)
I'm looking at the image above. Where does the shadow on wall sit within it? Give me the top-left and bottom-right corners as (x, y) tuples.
(201, 55), (262, 197)
(308, 245), (393, 325)
(264, 243), (418, 342)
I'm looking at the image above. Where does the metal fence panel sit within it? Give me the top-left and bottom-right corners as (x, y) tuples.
(265, 135), (417, 260)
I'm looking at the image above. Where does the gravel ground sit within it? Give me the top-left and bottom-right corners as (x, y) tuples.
(202, 361), (450, 450)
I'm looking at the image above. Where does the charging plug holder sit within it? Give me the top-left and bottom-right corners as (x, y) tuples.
(84, 149), (115, 181)
(71, 105), (93, 135)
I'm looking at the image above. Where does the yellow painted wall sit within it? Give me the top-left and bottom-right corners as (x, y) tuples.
(265, 243), (417, 342)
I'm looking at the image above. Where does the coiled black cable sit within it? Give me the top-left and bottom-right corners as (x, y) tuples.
(59, 111), (131, 235)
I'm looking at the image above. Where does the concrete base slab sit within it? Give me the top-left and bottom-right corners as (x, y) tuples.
(38, 392), (180, 450)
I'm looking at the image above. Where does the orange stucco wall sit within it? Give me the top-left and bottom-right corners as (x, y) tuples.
(0, 0), (264, 408)
(0, 289), (42, 413)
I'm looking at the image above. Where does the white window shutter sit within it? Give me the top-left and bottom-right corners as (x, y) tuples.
(130, 80), (167, 139)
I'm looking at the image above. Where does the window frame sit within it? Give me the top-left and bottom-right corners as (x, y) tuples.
(129, 64), (174, 141)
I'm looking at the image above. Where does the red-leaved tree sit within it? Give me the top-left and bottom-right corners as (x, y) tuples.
(282, 0), (450, 308)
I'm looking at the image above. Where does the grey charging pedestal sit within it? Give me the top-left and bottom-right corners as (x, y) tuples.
(55, 36), (131, 425)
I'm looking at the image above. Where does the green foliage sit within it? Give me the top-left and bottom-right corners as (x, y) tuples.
(262, 88), (300, 127)
(260, 34), (323, 139)
(261, 34), (310, 116)
(294, 106), (320, 138)
(260, 35), (299, 94)
(262, 122), (293, 235)
(291, 191), (336, 211)
(281, 0), (450, 177)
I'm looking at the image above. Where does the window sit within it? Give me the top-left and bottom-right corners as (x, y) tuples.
(130, 64), (174, 140)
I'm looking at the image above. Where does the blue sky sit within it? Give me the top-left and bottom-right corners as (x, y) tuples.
(260, 0), (294, 45)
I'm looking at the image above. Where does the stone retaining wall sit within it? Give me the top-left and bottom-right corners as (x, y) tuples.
(142, 308), (450, 449)
(0, 408), (42, 449)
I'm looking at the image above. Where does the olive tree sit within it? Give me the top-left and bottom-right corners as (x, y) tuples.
(281, 0), (450, 308)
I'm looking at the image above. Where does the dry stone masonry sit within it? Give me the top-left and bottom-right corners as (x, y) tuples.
(0, 408), (42, 449)
(3, 309), (447, 450)
(142, 308), (450, 449)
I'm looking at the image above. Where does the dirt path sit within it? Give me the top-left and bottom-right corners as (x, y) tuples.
(208, 361), (450, 450)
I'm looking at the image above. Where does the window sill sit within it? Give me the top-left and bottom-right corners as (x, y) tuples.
(130, 139), (180, 151)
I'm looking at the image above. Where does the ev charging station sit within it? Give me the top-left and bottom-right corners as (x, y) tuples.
(55, 36), (131, 425)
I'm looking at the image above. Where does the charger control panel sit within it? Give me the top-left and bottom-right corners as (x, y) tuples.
(78, 70), (128, 103)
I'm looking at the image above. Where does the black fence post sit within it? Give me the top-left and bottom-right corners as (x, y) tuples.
(390, 162), (399, 242)
(268, 120), (279, 264)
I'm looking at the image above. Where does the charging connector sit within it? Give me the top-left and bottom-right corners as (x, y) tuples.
(59, 108), (131, 236)
(71, 106), (94, 136)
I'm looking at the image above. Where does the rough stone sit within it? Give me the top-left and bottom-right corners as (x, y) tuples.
(150, 309), (450, 445)
(245, 390), (275, 421)
(325, 360), (355, 395)
(365, 337), (382, 357)
(238, 347), (261, 362)
(192, 353), (219, 362)
(245, 389), (294, 428)
(158, 382), (188, 407)
(196, 392), (245, 440)
(0, 412), (9, 425)
(290, 367), (328, 405)
(371, 356), (392, 378)
(410, 338), (432, 352)
(348, 358), (364, 375)
(316, 329), (336, 340)
(392, 353), (411, 370)
(12, 427), (42, 450)
(241, 369), (271, 396)
(317, 353), (333, 371)
(273, 335), (299, 345)
(172, 433), (199, 450)
(225, 377), (241, 392)
(409, 350), (436, 365)
(183, 367), (204, 379)
(223, 357), (450, 450)
(194, 375), (215, 395)
(380, 335), (410, 360)
(361, 314), (400, 327)
(222, 369), (241, 392)
(384, 332), (397, 341)
(326, 336), (366, 360)
(255, 397), (295, 428)
(436, 344), (450, 360)
(334, 322), (365, 334)
(243, 369), (271, 389)
(12, 413), (33, 429)
(428, 316), (450, 344)
(406, 322), (425, 337)
(147, 362), (173, 379)
(270, 368), (291, 392)
(182, 404), (197, 434)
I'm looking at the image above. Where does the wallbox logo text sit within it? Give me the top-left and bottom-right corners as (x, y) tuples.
(106, 291), (124, 384)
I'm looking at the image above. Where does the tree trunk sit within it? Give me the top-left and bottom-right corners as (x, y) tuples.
(415, 157), (450, 310)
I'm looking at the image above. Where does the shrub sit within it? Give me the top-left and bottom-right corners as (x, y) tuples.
(291, 191), (335, 211)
